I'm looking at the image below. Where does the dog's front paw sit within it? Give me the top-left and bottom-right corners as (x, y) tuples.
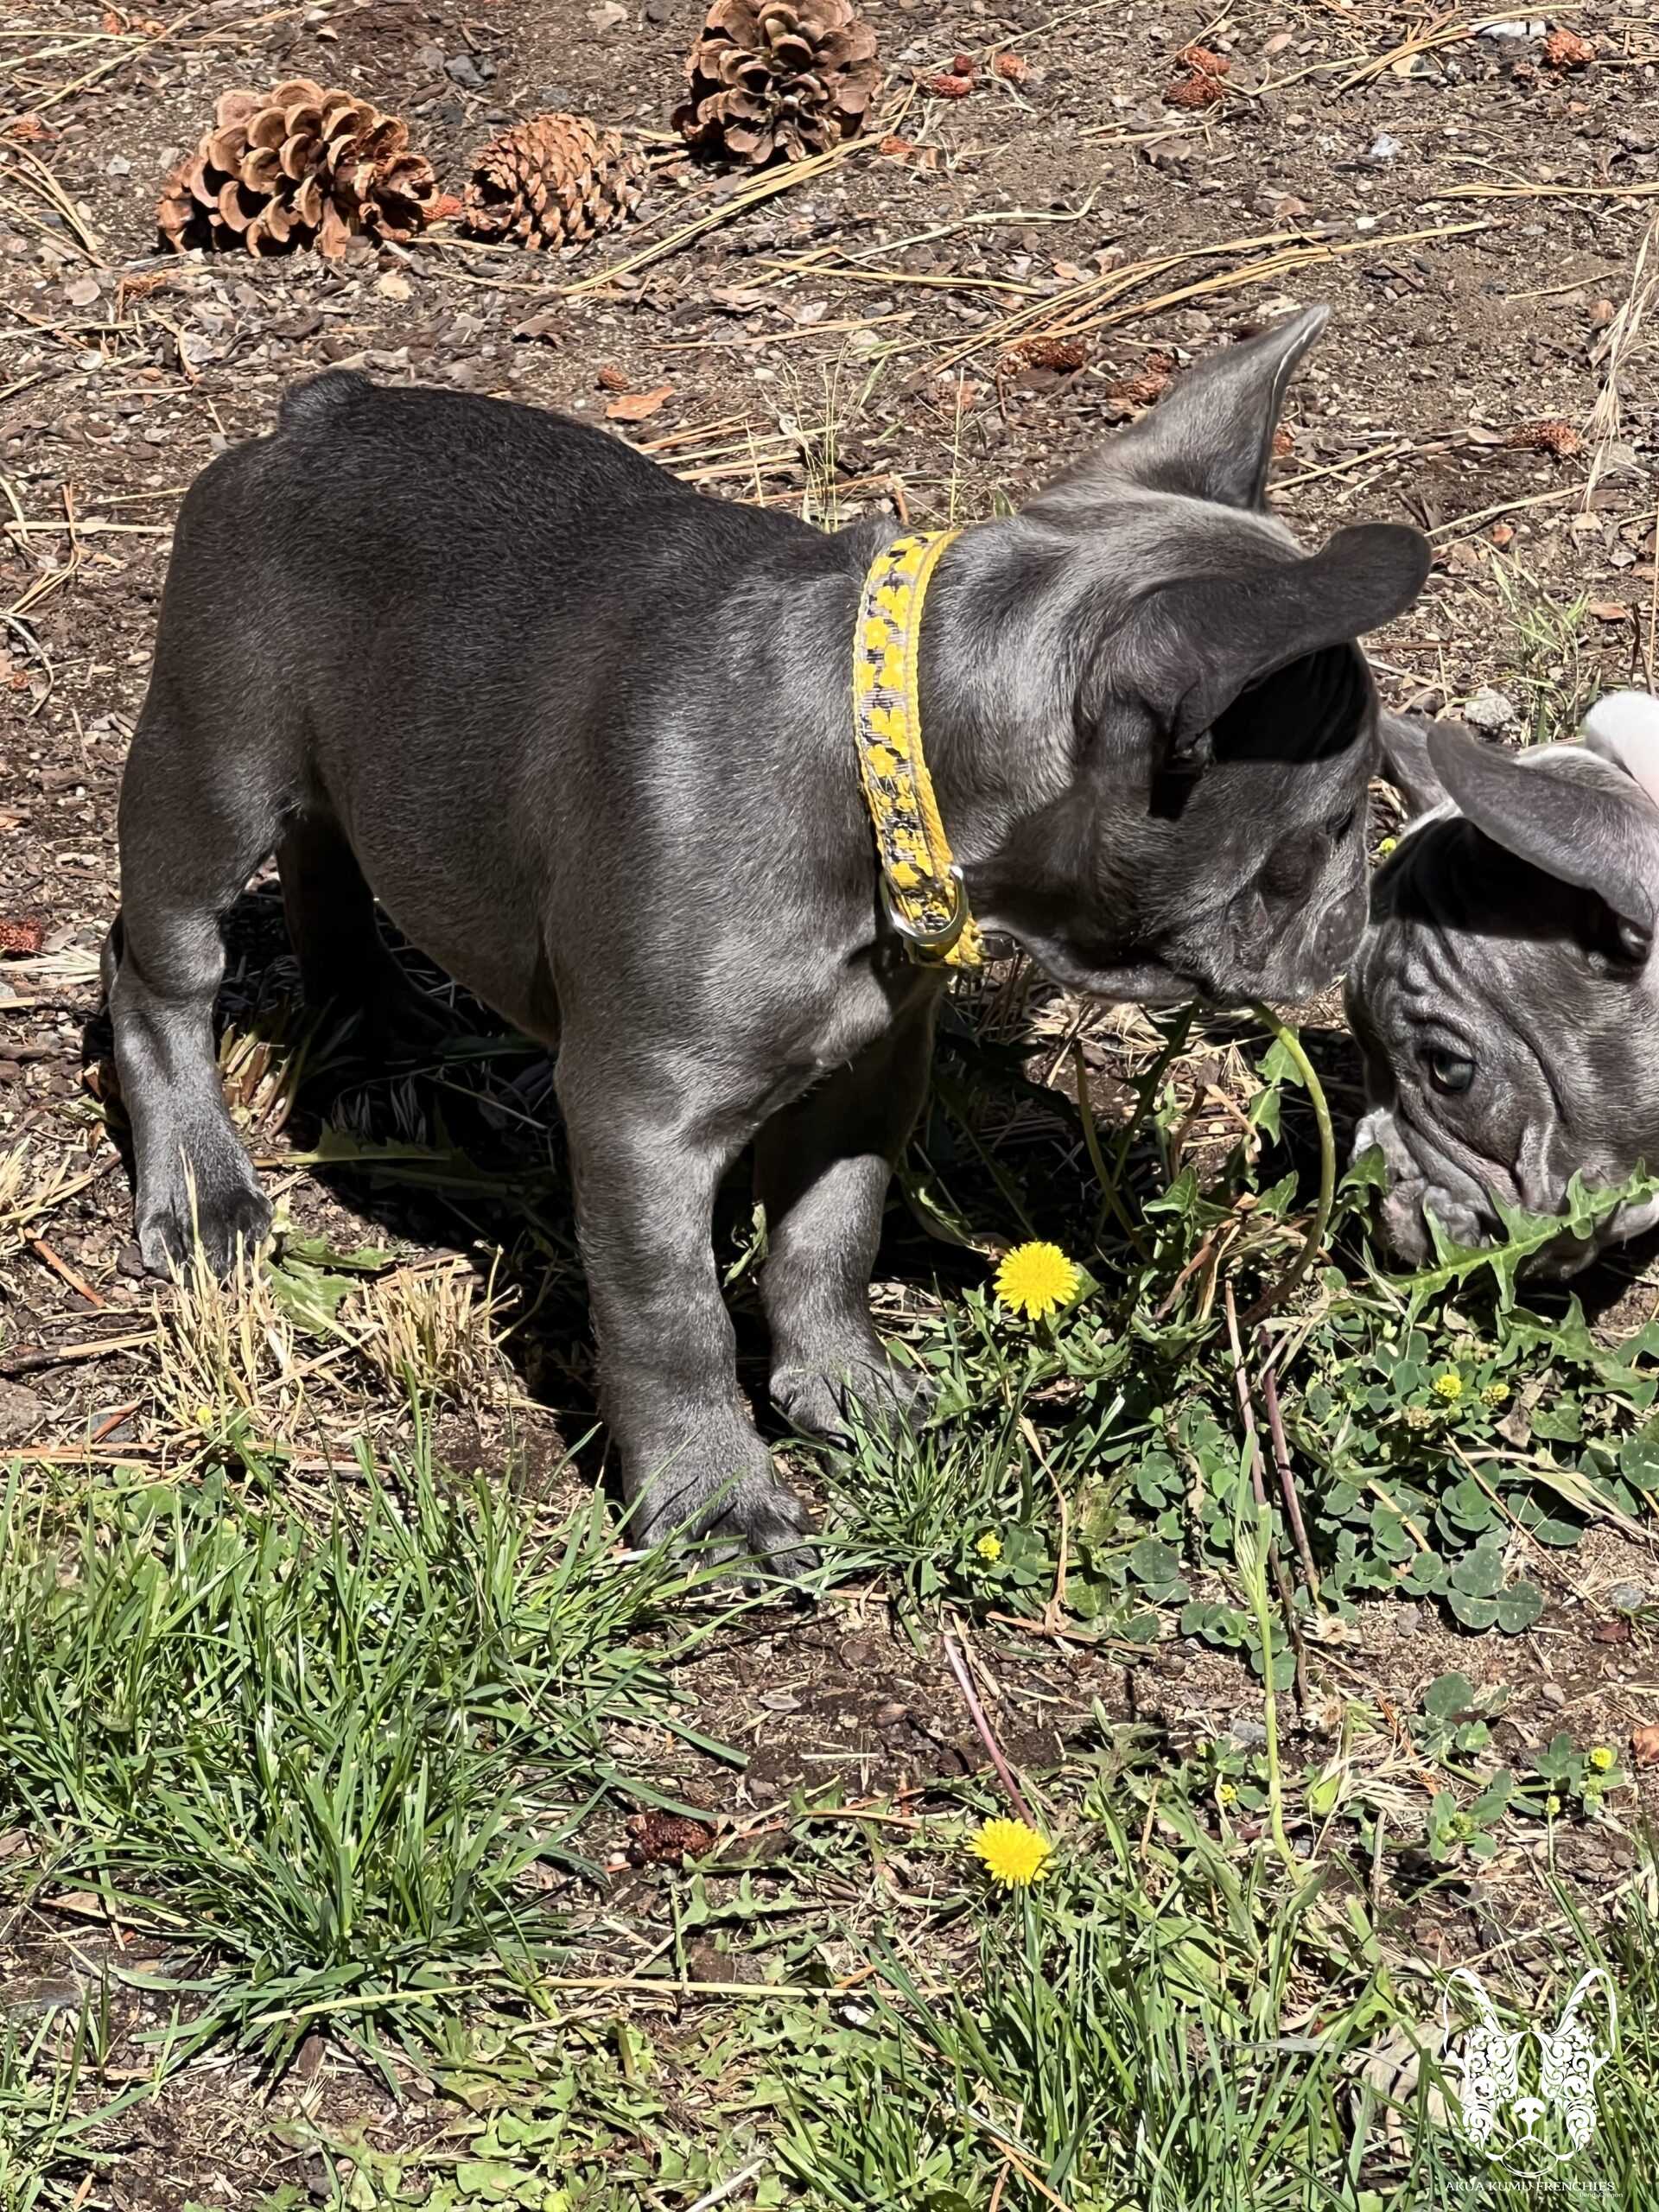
(628, 1421), (817, 1580)
(772, 1345), (936, 1447)
(137, 1154), (272, 1278)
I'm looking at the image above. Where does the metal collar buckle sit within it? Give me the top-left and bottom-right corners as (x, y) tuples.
(880, 864), (970, 959)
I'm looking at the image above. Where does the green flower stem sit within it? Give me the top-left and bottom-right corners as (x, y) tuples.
(1245, 1003), (1335, 1325)
(1071, 1040), (1150, 1258)
(1235, 1509), (1300, 1878)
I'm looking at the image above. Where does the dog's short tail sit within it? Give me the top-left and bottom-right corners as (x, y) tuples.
(278, 368), (372, 435)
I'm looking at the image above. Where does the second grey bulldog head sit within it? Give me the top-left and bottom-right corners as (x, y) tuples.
(1347, 692), (1659, 1271)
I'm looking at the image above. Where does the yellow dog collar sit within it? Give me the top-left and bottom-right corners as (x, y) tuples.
(851, 529), (985, 970)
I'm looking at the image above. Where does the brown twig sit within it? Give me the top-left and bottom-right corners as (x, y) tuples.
(941, 1629), (1036, 1826)
(1224, 1283), (1309, 1709)
(25, 1235), (105, 1308)
(87, 1400), (141, 1445)
(1018, 1413), (1071, 1629)
(0, 1330), (156, 1378)
(1256, 1335), (1321, 1605)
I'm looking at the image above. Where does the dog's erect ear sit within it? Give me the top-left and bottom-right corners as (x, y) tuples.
(1377, 711), (1455, 816)
(1427, 718), (1659, 957)
(1037, 308), (1330, 516)
(1150, 521), (1431, 763)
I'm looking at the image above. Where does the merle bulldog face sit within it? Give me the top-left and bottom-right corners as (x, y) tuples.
(1346, 694), (1659, 1273)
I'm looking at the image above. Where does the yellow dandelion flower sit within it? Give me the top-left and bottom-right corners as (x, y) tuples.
(1217, 1781), (1238, 1806)
(1480, 1381), (1510, 1409)
(1589, 1746), (1615, 1772)
(194, 1404), (215, 1429)
(994, 1241), (1080, 1321)
(1376, 836), (1398, 858)
(1432, 1372), (1464, 1402)
(975, 1533), (1003, 1562)
(970, 1816), (1052, 1888)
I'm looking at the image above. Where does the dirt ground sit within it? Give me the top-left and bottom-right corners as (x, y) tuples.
(4, 0), (1659, 2202)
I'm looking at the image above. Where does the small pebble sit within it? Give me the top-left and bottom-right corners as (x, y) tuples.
(0, 1381), (47, 1445)
(1464, 685), (1516, 732)
(1366, 132), (1402, 165)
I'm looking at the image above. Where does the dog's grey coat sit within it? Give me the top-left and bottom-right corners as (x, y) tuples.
(107, 309), (1427, 1563)
(1349, 691), (1659, 1271)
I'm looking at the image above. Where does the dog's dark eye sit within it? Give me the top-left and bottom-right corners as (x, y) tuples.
(1424, 1047), (1475, 1095)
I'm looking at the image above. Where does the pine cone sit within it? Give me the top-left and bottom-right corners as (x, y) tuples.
(157, 80), (435, 258)
(0, 917), (45, 956)
(1164, 70), (1225, 108)
(1506, 419), (1581, 458)
(462, 113), (645, 250)
(1542, 26), (1594, 68)
(676, 0), (881, 166)
(624, 1809), (715, 1866)
(1007, 336), (1089, 374)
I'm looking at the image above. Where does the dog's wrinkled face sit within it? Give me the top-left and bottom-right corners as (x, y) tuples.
(1347, 695), (1659, 1273)
(929, 306), (1430, 1007)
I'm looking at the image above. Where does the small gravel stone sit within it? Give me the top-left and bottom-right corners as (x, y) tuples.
(443, 53), (493, 89)
(1464, 685), (1516, 732)
(0, 1381), (47, 1444)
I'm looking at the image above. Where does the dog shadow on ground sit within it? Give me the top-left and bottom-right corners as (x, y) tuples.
(85, 893), (1659, 1511)
(83, 886), (1013, 1499)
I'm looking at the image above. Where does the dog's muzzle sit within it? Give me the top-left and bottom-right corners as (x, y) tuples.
(1352, 1106), (1494, 1266)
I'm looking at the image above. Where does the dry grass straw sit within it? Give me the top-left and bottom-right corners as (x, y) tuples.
(355, 1256), (507, 1412)
(0, 1139), (102, 1260)
(0, 5), (197, 130)
(217, 1003), (321, 1141)
(153, 1231), (307, 1459)
(558, 111), (899, 302)
(1440, 173), (1659, 203)
(1585, 211), (1659, 505)
(0, 140), (101, 260)
(1331, 13), (1560, 95)
(927, 219), (1490, 373)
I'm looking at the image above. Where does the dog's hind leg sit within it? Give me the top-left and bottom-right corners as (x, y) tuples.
(109, 682), (281, 1276)
(756, 994), (940, 1445)
(276, 810), (453, 1056)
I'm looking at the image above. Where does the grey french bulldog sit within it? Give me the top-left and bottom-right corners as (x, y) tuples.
(106, 306), (1428, 1566)
(1350, 690), (1659, 1271)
